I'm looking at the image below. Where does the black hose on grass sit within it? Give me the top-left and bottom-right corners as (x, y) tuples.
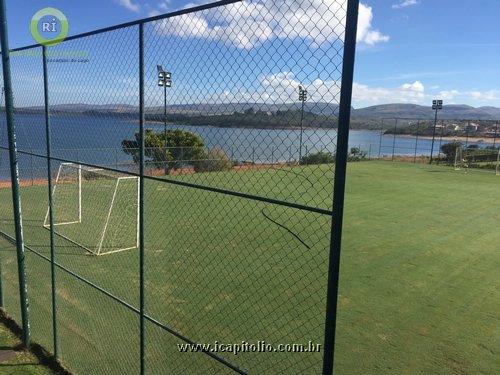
(260, 167), (315, 250)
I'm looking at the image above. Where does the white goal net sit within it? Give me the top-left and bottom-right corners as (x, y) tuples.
(44, 163), (139, 255)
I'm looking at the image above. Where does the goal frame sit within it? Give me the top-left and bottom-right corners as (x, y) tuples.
(454, 146), (464, 171)
(44, 163), (140, 256)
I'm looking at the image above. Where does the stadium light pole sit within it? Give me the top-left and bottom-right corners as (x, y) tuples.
(157, 65), (172, 175)
(429, 99), (443, 164)
(298, 85), (308, 163)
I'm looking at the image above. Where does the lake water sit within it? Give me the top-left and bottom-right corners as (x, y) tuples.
(0, 113), (486, 180)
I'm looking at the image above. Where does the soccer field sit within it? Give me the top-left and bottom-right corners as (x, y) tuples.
(0, 161), (498, 374)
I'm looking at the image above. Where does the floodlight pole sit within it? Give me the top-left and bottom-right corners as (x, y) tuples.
(163, 82), (167, 174)
(157, 65), (172, 175)
(429, 99), (443, 164)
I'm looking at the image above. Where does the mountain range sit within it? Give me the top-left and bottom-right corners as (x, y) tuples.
(15, 103), (500, 120)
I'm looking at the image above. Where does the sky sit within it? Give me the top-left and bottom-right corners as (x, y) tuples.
(4, 0), (500, 108)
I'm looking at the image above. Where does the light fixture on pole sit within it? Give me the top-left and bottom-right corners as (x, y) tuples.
(429, 99), (443, 164)
(157, 65), (172, 175)
(298, 85), (308, 164)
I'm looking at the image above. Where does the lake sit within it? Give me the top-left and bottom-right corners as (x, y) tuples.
(0, 114), (485, 180)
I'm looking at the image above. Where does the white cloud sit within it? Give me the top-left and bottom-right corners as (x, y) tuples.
(153, 1), (388, 49)
(469, 90), (500, 102)
(353, 81), (426, 105)
(114, 0), (140, 13)
(392, 0), (420, 10)
(438, 90), (460, 101)
(158, 1), (171, 11)
(358, 4), (390, 45)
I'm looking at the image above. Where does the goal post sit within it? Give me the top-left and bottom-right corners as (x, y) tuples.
(454, 146), (464, 171)
(44, 163), (139, 255)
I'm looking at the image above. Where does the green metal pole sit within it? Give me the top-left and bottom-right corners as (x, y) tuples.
(138, 22), (146, 375)
(42, 45), (58, 359)
(413, 120), (420, 163)
(322, 0), (359, 373)
(0, 0), (30, 347)
(0, 261), (4, 308)
(429, 107), (439, 164)
(299, 98), (305, 163)
(391, 119), (397, 161)
(163, 82), (168, 175)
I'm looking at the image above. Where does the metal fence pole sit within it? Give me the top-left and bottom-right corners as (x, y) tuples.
(465, 120), (470, 148)
(493, 123), (497, 148)
(413, 120), (420, 163)
(322, 0), (359, 373)
(30, 150), (34, 186)
(437, 122), (444, 164)
(391, 119), (397, 162)
(138, 22), (146, 375)
(0, 0), (30, 347)
(378, 124), (383, 158)
(42, 45), (59, 359)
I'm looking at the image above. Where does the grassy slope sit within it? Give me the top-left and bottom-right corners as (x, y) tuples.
(0, 161), (498, 374)
(0, 319), (53, 375)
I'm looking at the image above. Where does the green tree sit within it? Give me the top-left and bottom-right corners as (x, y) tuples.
(122, 129), (205, 173)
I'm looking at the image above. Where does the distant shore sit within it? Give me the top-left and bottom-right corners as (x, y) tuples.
(395, 134), (498, 145)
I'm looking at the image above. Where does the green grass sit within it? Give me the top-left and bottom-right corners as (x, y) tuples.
(0, 319), (53, 374)
(0, 161), (498, 374)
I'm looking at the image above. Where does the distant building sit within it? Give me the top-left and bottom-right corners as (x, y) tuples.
(464, 123), (479, 133)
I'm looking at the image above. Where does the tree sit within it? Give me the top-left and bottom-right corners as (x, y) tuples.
(122, 129), (205, 173)
(441, 141), (462, 162)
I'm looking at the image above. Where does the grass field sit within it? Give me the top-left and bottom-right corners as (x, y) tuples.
(0, 319), (52, 374)
(0, 161), (498, 374)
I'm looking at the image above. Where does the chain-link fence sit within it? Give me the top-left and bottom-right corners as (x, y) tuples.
(0, 0), (359, 373)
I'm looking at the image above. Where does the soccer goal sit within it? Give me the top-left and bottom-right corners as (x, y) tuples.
(44, 163), (139, 255)
(454, 147), (465, 171)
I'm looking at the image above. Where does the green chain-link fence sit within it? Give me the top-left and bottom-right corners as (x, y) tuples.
(0, 0), (360, 373)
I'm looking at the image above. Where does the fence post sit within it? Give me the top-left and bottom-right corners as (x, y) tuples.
(378, 124), (383, 158)
(138, 22), (146, 375)
(465, 120), (470, 148)
(493, 123), (497, 149)
(391, 119), (397, 162)
(30, 149), (34, 186)
(42, 45), (59, 359)
(413, 120), (420, 163)
(322, 0), (359, 373)
(437, 122), (444, 164)
(368, 144), (372, 160)
(0, 0), (31, 347)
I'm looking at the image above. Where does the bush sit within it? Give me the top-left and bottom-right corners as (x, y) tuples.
(348, 147), (367, 162)
(299, 151), (335, 165)
(441, 141), (462, 162)
(194, 147), (233, 172)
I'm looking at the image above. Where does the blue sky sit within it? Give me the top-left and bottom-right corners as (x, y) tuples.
(4, 0), (500, 108)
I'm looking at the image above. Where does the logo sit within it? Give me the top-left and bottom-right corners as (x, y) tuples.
(30, 7), (69, 46)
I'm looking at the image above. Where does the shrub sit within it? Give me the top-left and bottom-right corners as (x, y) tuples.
(299, 151), (335, 165)
(194, 147), (233, 172)
(441, 141), (462, 162)
(348, 147), (367, 162)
